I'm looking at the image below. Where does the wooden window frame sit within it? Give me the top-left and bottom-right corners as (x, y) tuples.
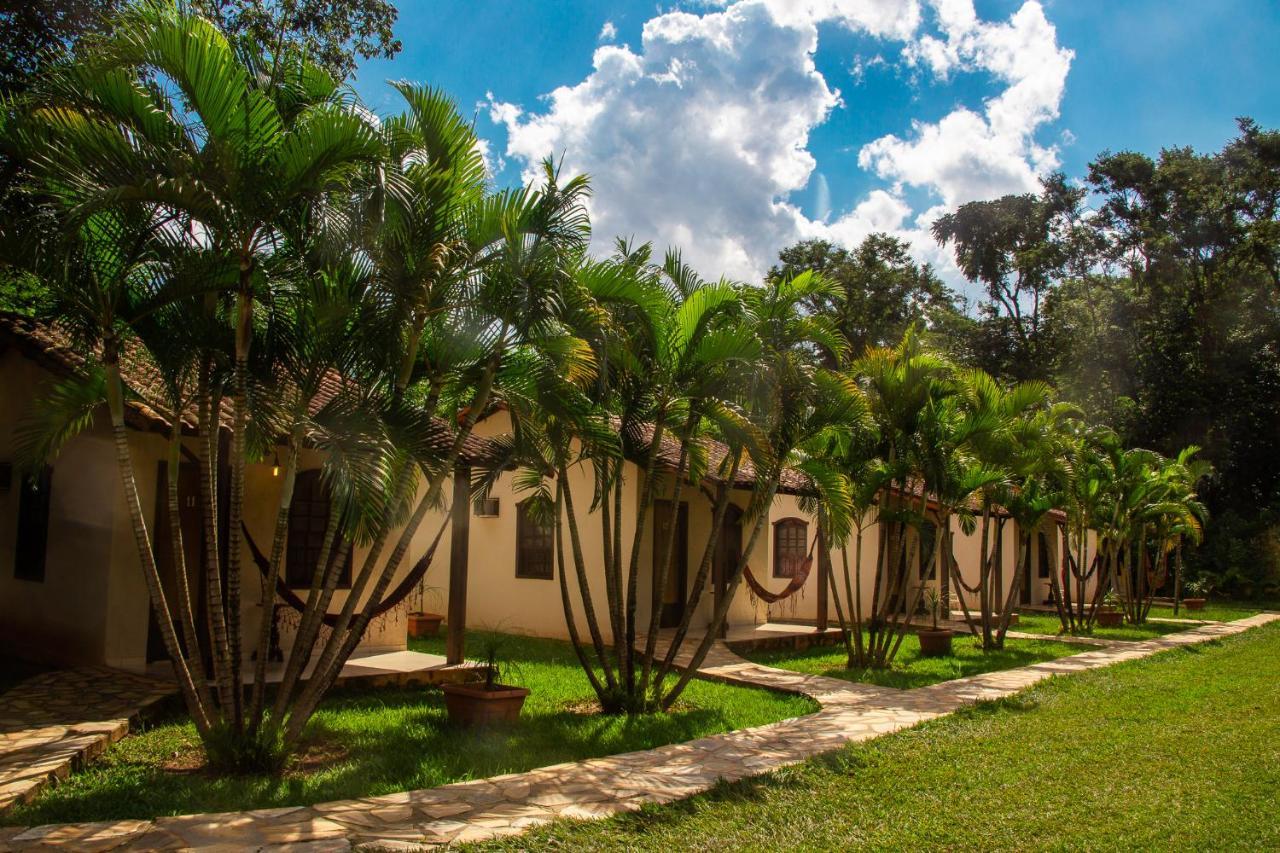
(515, 498), (554, 580)
(14, 466), (52, 582)
(285, 469), (352, 589)
(772, 517), (808, 579)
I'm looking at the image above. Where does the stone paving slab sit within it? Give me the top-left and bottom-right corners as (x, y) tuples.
(0, 668), (174, 816)
(2, 614), (1274, 851)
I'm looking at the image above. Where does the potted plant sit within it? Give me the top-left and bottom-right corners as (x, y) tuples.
(1181, 578), (1209, 611)
(441, 636), (529, 726)
(1096, 590), (1123, 627)
(917, 588), (954, 657)
(407, 585), (445, 639)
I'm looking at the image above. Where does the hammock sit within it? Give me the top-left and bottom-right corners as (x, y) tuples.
(742, 531), (817, 604)
(241, 515), (449, 627)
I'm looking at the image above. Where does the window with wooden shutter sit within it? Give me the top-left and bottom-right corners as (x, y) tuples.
(286, 470), (352, 589)
(772, 517), (808, 578)
(515, 498), (554, 580)
(14, 466), (52, 582)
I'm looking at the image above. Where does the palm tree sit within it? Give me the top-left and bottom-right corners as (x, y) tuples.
(959, 370), (1053, 650)
(282, 161), (595, 744)
(661, 271), (861, 705)
(516, 247), (762, 713)
(853, 328), (954, 667)
(8, 1), (385, 757)
(8, 207), (219, 734)
(819, 424), (885, 669)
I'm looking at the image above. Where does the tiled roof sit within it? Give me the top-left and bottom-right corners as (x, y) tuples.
(0, 312), (504, 467)
(624, 420), (813, 496)
(624, 419), (1065, 521)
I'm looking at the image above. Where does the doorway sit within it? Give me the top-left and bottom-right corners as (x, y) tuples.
(713, 503), (744, 631)
(654, 500), (689, 629)
(147, 461), (208, 664)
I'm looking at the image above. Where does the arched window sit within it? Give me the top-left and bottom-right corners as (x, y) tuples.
(773, 517), (808, 578)
(286, 470), (351, 588)
(515, 498), (554, 580)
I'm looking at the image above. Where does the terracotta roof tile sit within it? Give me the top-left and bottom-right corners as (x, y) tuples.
(0, 312), (504, 467)
(625, 420), (812, 496)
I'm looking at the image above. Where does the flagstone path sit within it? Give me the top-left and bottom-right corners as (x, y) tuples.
(1, 613), (1274, 851)
(0, 668), (174, 816)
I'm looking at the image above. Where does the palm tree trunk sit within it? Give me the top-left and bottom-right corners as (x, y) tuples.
(825, 544), (854, 665)
(225, 285), (255, 731)
(978, 503), (992, 649)
(640, 414), (698, 698)
(248, 428), (301, 731)
(104, 358), (211, 735)
(996, 530), (1028, 647)
(559, 463), (617, 691)
(654, 453), (741, 692)
(1173, 539), (1184, 616)
(847, 524), (866, 667)
(623, 418), (667, 698)
(165, 428), (211, 709)
(553, 478), (607, 698)
(662, 477), (781, 709)
(196, 362), (234, 718)
(285, 336), (507, 744)
(270, 507), (342, 720)
(608, 460), (626, 675)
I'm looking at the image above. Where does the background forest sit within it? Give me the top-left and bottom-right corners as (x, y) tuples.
(771, 121), (1280, 598)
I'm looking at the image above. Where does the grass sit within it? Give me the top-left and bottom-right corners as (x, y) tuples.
(1146, 600), (1274, 623)
(475, 619), (1280, 851)
(2, 631), (815, 826)
(741, 632), (1085, 690)
(1015, 611), (1197, 642)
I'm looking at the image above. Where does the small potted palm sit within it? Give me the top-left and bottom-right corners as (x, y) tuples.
(917, 588), (954, 657)
(441, 636), (529, 726)
(1181, 578), (1209, 612)
(1096, 590), (1123, 627)
(407, 585), (445, 639)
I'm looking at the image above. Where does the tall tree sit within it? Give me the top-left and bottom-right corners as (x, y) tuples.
(933, 174), (1085, 381)
(769, 234), (960, 365)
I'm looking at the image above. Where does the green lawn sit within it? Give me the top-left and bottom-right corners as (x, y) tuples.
(1147, 600), (1274, 623)
(476, 619), (1280, 851)
(1015, 611), (1194, 642)
(742, 632), (1085, 690)
(2, 631), (814, 827)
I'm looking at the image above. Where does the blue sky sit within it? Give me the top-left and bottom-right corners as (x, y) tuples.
(351, 0), (1280, 286)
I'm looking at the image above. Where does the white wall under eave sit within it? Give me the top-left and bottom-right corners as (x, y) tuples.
(0, 352), (118, 668)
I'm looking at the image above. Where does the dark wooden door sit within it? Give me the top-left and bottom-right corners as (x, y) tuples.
(713, 504), (744, 617)
(654, 500), (689, 629)
(1021, 536), (1034, 605)
(147, 462), (207, 664)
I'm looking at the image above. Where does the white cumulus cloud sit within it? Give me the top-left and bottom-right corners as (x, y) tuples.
(599, 20), (618, 43)
(488, 0), (1072, 286)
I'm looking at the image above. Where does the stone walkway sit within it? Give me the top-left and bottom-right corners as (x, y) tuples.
(1, 614), (1274, 851)
(0, 669), (174, 816)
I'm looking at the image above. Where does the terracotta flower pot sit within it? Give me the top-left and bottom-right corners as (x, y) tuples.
(1182, 598), (1207, 611)
(1096, 609), (1123, 628)
(441, 682), (529, 726)
(408, 612), (443, 639)
(917, 628), (954, 657)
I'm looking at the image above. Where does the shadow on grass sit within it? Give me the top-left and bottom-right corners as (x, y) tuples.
(6, 683), (753, 826)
